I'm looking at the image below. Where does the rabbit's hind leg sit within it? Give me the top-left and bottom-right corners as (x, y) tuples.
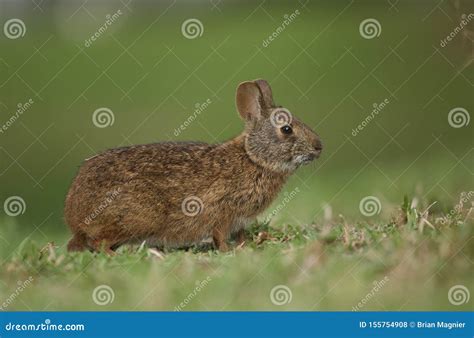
(67, 231), (90, 252)
(90, 238), (120, 256)
(230, 217), (252, 247)
(234, 229), (246, 246)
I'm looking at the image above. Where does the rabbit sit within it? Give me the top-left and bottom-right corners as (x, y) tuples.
(64, 79), (322, 253)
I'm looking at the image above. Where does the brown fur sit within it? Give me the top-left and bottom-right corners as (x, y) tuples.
(64, 80), (322, 252)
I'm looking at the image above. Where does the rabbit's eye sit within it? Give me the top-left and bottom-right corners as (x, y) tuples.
(280, 125), (293, 135)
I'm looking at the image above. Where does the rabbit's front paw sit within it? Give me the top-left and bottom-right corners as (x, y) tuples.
(213, 226), (231, 252)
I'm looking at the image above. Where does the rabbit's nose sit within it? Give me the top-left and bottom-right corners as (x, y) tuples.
(314, 139), (323, 156)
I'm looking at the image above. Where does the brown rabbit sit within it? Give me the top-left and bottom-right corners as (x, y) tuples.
(65, 79), (322, 253)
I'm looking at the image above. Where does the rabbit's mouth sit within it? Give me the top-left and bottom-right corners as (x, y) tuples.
(293, 152), (319, 165)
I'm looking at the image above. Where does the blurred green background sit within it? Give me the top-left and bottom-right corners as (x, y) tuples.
(0, 0), (472, 311)
(1, 0), (472, 234)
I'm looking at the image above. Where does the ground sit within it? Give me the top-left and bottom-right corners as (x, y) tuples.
(1, 183), (472, 311)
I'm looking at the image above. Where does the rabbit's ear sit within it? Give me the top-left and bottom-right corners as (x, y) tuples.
(236, 81), (263, 121)
(254, 79), (274, 108)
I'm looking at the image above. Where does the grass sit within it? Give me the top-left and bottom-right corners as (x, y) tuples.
(1, 191), (472, 311)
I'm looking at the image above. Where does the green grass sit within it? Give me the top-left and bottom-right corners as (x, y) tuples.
(1, 191), (472, 311)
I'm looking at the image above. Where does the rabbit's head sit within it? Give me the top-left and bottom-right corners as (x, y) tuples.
(236, 79), (322, 173)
